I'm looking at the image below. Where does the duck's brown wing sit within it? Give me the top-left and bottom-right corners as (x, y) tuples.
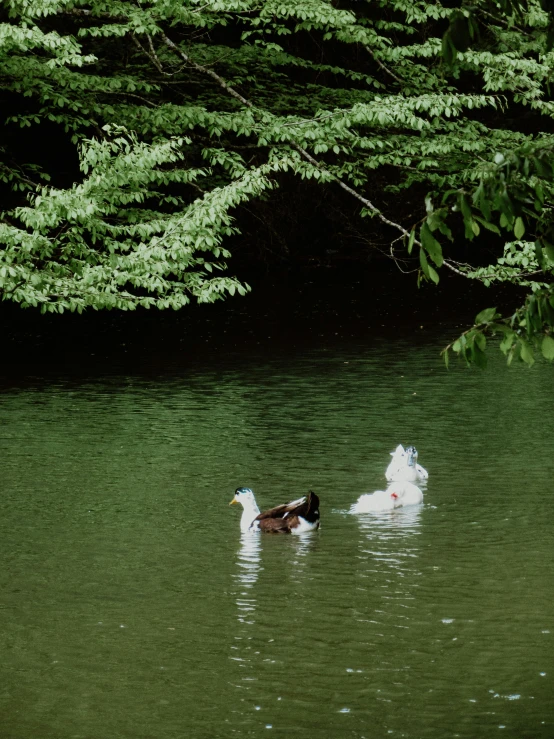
(257, 515), (301, 534)
(254, 491), (320, 524)
(254, 495), (305, 522)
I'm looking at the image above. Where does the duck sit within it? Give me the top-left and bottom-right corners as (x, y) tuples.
(385, 444), (428, 482)
(350, 481), (423, 514)
(229, 487), (320, 534)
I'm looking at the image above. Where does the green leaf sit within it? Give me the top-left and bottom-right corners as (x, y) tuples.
(474, 331), (486, 351)
(407, 228), (415, 255)
(488, 322), (512, 334)
(543, 240), (554, 264)
(507, 343), (518, 366)
(541, 335), (554, 360)
(472, 345), (487, 369)
(519, 340), (535, 366)
(514, 217), (525, 239)
(476, 182), (492, 222)
(475, 307), (497, 324)
(459, 194), (472, 220)
(428, 264), (440, 284)
(419, 247), (430, 278)
(474, 216), (500, 235)
(534, 240), (546, 270)
(420, 223), (443, 267)
(498, 192), (515, 224)
(437, 220), (453, 241)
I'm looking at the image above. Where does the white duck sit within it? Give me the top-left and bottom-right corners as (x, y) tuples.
(385, 444), (428, 482)
(350, 481), (423, 514)
(229, 487), (320, 534)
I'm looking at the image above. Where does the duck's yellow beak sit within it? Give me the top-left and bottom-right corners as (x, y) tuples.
(229, 498), (238, 506)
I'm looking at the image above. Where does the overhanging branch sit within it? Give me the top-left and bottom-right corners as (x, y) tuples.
(158, 32), (417, 245)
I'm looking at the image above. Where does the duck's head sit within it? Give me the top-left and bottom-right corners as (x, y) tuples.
(230, 487), (255, 507)
(406, 446), (418, 467)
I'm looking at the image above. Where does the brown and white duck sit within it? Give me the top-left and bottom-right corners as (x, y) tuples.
(229, 487), (320, 534)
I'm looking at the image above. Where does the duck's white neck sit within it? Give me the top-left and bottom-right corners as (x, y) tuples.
(239, 498), (261, 533)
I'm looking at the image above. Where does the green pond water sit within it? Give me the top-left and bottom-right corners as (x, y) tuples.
(0, 329), (553, 739)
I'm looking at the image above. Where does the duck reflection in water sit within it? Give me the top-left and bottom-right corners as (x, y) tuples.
(229, 534), (262, 695)
(355, 503), (423, 533)
(353, 502), (424, 598)
(231, 520), (318, 631)
(235, 533), (262, 624)
(232, 529), (317, 623)
(229, 513), (320, 704)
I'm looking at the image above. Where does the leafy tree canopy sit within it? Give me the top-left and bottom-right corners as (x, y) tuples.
(2, 0), (554, 364)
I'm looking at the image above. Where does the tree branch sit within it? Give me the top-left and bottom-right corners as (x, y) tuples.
(63, 11), (424, 252)
(365, 46), (405, 86)
(159, 32), (416, 243)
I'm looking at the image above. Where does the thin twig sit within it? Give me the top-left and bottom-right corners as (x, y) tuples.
(160, 33), (419, 242)
(476, 7), (532, 38)
(130, 34), (166, 75)
(443, 259), (472, 277)
(66, 9), (425, 250)
(365, 46), (404, 86)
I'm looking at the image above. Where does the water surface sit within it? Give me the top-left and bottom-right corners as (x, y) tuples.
(0, 329), (552, 739)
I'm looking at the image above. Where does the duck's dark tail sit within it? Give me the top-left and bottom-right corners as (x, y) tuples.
(300, 491), (320, 524)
